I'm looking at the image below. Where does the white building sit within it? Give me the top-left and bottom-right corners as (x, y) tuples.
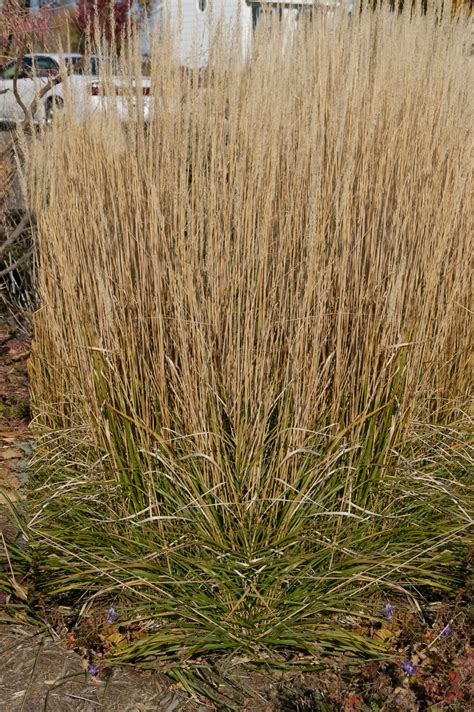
(147, 1), (356, 67)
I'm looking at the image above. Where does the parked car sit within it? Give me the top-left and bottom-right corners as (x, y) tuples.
(0, 53), (151, 125)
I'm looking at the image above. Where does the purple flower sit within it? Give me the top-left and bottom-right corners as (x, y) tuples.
(403, 660), (417, 676)
(442, 625), (452, 637)
(88, 663), (97, 677)
(384, 603), (395, 621)
(395, 697), (402, 705)
(107, 607), (118, 625)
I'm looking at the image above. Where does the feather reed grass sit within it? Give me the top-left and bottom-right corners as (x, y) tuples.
(4, 5), (473, 668)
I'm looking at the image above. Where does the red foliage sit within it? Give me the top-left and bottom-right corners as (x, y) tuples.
(75, 0), (135, 44)
(345, 694), (363, 711)
(445, 670), (464, 702)
(0, 0), (51, 57)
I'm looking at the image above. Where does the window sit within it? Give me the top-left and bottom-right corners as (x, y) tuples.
(247, 2), (320, 28)
(66, 56), (96, 76)
(251, 3), (261, 27)
(1, 58), (33, 80)
(64, 57), (84, 74)
(247, 3), (286, 29)
(13, 57), (34, 79)
(0, 57), (58, 80)
(0, 63), (17, 80)
(33, 56), (60, 77)
(198, 0), (206, 10)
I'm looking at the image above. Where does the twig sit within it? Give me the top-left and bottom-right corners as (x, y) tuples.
(64, 694), (102, 705)
(24, 74), (64, 133)
(12, 44), (30, 124)
(8, 45), (65, 133)
(0, 246), (34, 279)
(0, 213), (29, 260)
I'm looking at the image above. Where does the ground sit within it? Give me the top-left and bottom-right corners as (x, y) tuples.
(0, 626), (210, 712)
(0, 306), (30, 532)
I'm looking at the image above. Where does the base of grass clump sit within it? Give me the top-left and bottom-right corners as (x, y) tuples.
(1, 520), (473, 709)
(2, 414), (471, 675)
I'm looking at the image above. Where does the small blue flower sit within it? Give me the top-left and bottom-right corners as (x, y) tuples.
(88, 663), (97, 677)
(442, 624), (452, 636)
(384, 603), (395, 621)
(403, 660), (417, 676)
(107, 607), (118, 625)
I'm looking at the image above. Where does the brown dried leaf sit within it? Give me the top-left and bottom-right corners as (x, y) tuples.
(373, 626), (396, 642)
(0, 447), (22, 460)
(103, 631), (127, 648)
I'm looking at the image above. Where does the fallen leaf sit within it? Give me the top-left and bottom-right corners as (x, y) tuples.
(66, 633), (78, 648)
(105, 631), (127, 647)
(373, 626), (396, 642)
(0, 447), (22, 460)
(170, 682), (187, 692)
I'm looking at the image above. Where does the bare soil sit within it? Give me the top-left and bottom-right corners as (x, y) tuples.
(0, 625), (210, 712)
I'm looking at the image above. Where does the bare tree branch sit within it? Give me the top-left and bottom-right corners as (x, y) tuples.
(0, 246), (34, 279)
(12, 43), (30, 123)
(0, 214), (30, 260)
(24, 73), (64, 131)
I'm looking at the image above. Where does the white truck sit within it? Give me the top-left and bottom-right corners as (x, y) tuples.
(0, 53), (151, 125)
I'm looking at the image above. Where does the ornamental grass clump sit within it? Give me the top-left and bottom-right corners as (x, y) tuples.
(9, 5), (473, 666)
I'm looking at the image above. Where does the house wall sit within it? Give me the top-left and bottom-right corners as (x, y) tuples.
(160, 0), (249, 67)
(169, 0), (210, 68)
(149, 1), (357, 67)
